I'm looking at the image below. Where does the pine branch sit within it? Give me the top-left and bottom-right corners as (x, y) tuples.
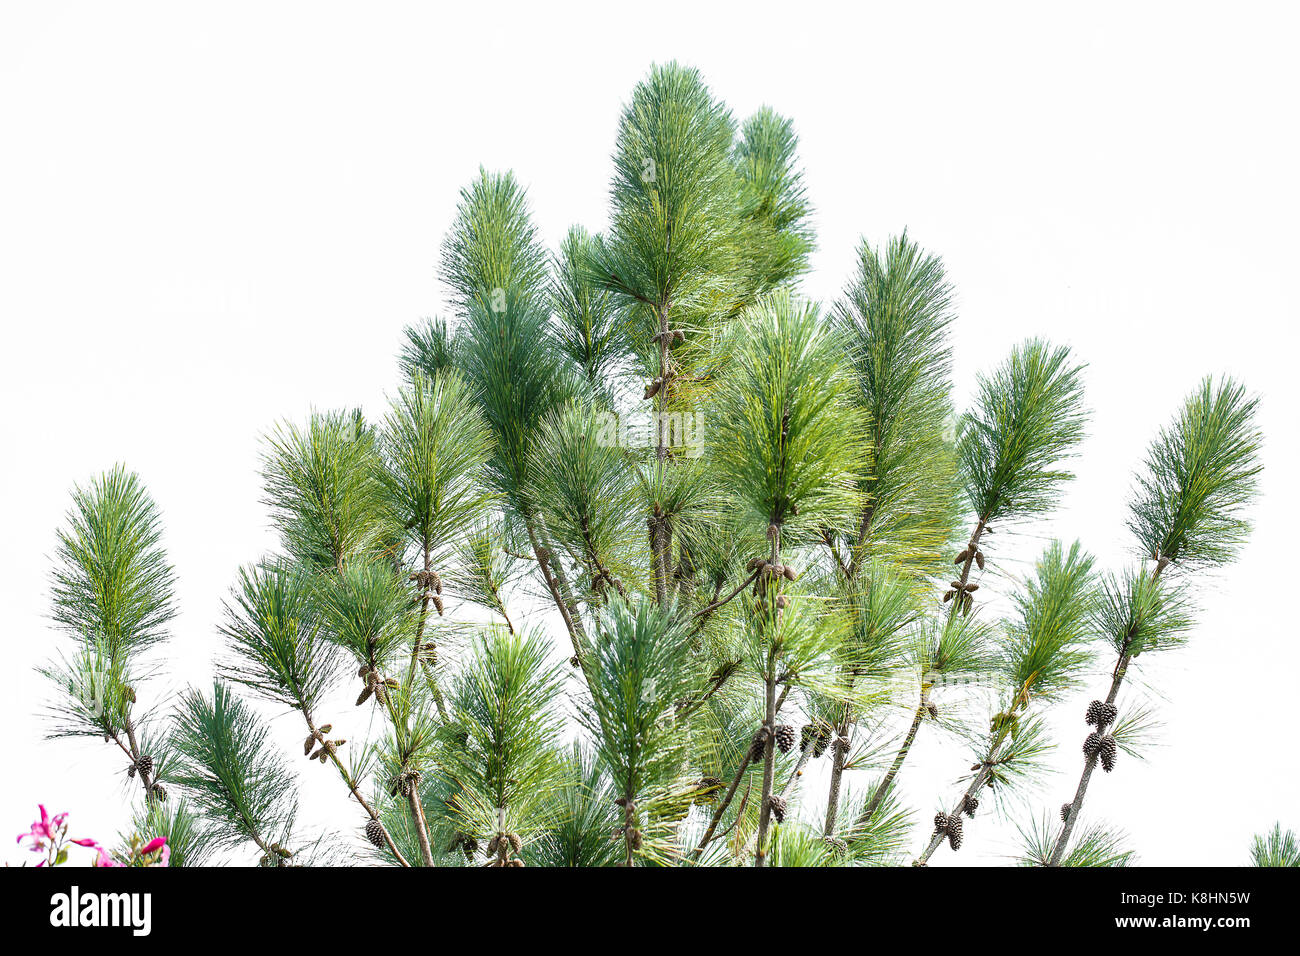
(1048, 378), (1260, 864)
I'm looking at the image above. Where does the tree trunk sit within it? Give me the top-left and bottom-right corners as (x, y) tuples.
(754, 673), (778, 867)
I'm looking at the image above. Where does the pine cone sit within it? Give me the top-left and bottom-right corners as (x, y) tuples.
(800, 724), (816, 752)
(693, 776), (722, 806)
(1083, 731), (1103, 758)
(812, 728), (830, 758)
(1085, 700), (1118, 728)
(748, 727), (770, 764)
(1060, 803), (1072, 823)
(150, 783), (167, 802)
(934, 812), (949, 832)
(945, 814), (963, 850)
(304, 734), (316, 756)
(364, 819), (385, 848)
(769, 794), (787, 824)
(1098, 734), (1117, 773)
(773, 724), (796, 754)
(962, 793), (979, 817)
(975, 551), (985, 571)
(926, 701), (940, 720)
(824, 836), (848, 856)
(136, 754), (153, 778)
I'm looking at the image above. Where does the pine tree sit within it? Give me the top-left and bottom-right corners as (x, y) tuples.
(32, 63), (1262, 868)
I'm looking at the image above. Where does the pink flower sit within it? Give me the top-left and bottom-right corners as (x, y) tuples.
(71, 837), (123, 868)
(17, 805), (69, 855)
(137, 836), (169, 867)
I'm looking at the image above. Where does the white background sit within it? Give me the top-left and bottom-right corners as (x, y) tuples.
(1, 1), (1296, 866)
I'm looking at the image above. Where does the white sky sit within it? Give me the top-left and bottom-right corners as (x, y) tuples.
(2, 1), (1296, 866)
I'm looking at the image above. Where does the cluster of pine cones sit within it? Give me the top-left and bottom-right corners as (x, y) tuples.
(486, 831), (524, 867)
(933, 812), (963, 850)
(1082, 699), (1119, 772)
(941, 545), (986, 613)
(389, 768), (422, 798)
(257, 843), (294, 867)
(303, 725), (346, 763)
(356, 665), (400, 706)
(749, 723), (797, 763)
(801, 722), (832, 757)
(409, 569), (445, 614)
(127, 753), (153, 779)
(746, 556), (797, 612)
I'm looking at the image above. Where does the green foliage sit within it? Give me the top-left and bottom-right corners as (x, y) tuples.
(591, 61), (739, 321)
(957, 339), (1087, 524)
(444, 518), (523, 626)
(439, 626), (565, 842)
(980, 714), (1056, 799)
(399, 317), (459, 383)
(840, 784), (914, 864)
(440, 170), (571, 506)
(262, 410), (389, 571)
(766, 825), (838, 867)
(39, 639), (137, 739)
(1000, 540), (1096, 705)
(526, 402), (643, 600)
(218, 561), (339, 712)
(731, 107), (814, 304)
(441, 167), (550, 315)
(379, 370), (494, 561)
(834, 233), (961, 576)
(315, 559), (413, 676)
(578, 598), (698, 860)
(125, 799), (212, 868)
(709, 290), (866, 536)
(912, 613), (998, 686)
(1019, 815), (1135, 867)
(1093, 567), (1194, 660)
(170, 682), (299, 853)
(526, 746), (624, 867)
(838, 562), (922, 684)
(737, 592), (846, 691)
(1109, 701), (1162, 758)
(1128, 376), (1262, 569)
(550, 226), (629, 391)
(1249, 823), (1300, 867)
(42, 466), (175, 741)
(50, 465), (176, 661)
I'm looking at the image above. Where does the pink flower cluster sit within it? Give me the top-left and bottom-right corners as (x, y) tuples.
(16, 804), (68, 867)
(17, 805), (168, 867)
